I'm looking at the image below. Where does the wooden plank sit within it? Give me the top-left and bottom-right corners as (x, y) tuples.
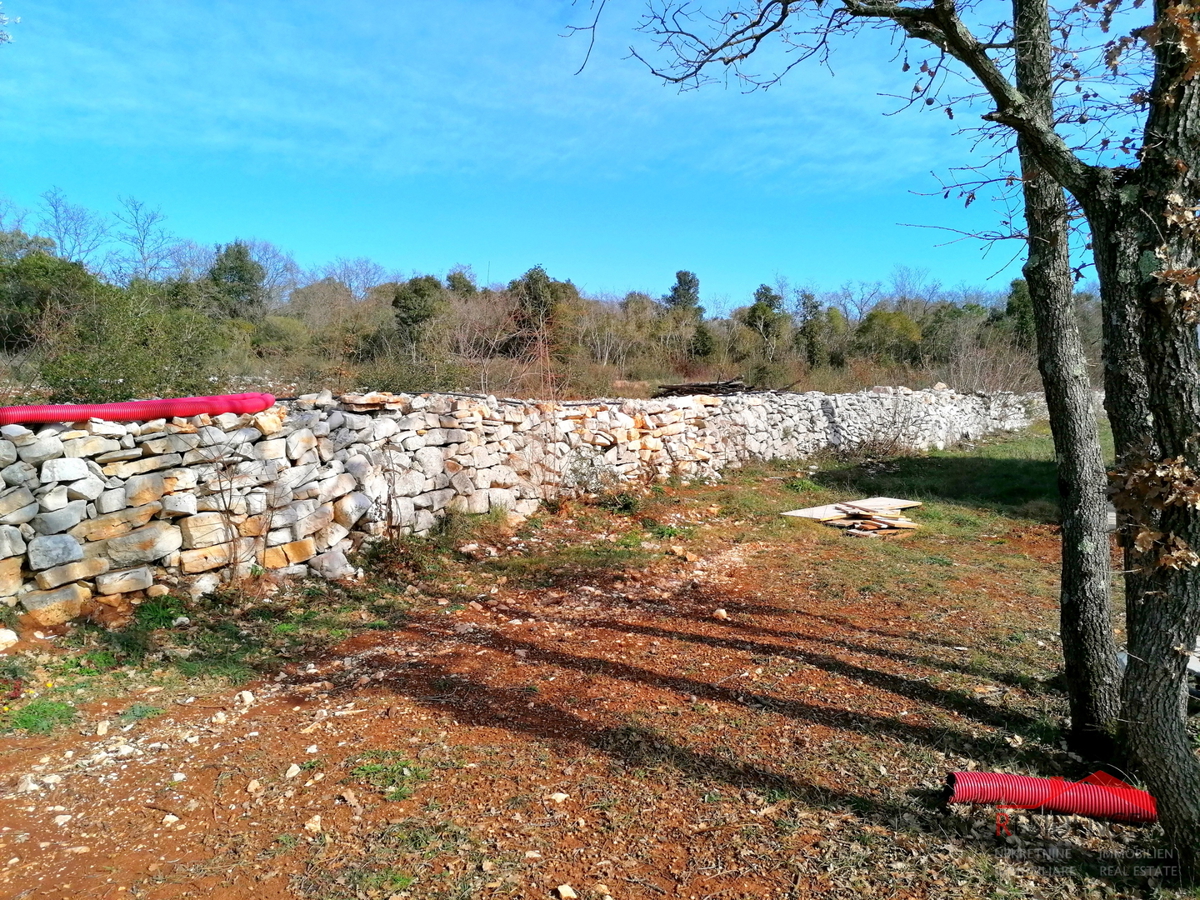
(871, 517), (918, 529)
(781, 504), (851, 521)
(852, 496), (923, 511)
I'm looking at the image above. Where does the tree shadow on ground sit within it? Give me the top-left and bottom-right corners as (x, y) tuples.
(813, 454), (1060, 519)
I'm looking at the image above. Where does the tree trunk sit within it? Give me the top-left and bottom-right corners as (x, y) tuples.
(1085, 1), (1200, 873)
(1013, 0), (1122, 759)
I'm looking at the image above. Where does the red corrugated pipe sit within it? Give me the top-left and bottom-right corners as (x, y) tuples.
(0, 393), (277, 426)
(945, 770), (1157, 823)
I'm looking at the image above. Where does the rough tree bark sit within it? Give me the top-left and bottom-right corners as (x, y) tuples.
(1013, 0), (1123, 760)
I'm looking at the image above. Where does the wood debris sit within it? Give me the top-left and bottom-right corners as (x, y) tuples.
(782, 496), (921, 538)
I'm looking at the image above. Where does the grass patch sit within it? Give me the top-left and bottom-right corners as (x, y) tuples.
(118, 702), (165, 723)
(2, 699), (76, 734)
(347, 750), (430, 801)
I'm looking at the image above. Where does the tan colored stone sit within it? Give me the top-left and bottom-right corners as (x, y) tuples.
(95, 566), (153, 595)
(179, 538), (256, 574)
(102, 453), (183, 479)
(179, 512), (234, 549)
(264, 538), (316, 569)
(70, 502), (162, 542)
(22, 583), (90, 626)
(251, 409), (285, 435)
(125, 473), (166, 507)
(238, 514), (270, 537)
(106, 522), (182, 566)
(0, 556), (21, 596)
(35, 557), (109, 590)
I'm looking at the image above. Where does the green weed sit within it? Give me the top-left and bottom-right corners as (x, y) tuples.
(3, 699), (76, 734)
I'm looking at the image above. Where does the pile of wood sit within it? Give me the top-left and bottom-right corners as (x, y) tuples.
(782, 496), (922, 538)
(653, 378), (752, 398)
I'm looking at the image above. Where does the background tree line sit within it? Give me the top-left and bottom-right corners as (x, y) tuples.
(0, 191), (1100, 402)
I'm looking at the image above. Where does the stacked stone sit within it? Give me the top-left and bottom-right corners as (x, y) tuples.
(0, 385), (1027, 627)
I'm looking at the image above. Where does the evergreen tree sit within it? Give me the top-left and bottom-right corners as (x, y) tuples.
(207, 241), (267, 320)
(662, 270), (702, 315)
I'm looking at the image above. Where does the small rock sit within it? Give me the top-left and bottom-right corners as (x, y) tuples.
(162, 814), (179, 825)
(53, 815), (71, 827)
(0, 629), (17, 651)
(16, 775), (38, 793)
(285, 763), (301, 779)
(547, 792), (570, 804)
(171, 773), (186, 782)
(556, 886), (578, 899)
(235, 690), (254, 706)
(95, 721), (109, 737)
(303, 814), (322, 833)
(210, 711), (227, 725)
(712, 608), (730, 620)
(246, 779), (262, 794)
(305, 744), (318, 754)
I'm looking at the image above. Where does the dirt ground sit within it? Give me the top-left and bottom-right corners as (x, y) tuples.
(0, 451), (1187, 900)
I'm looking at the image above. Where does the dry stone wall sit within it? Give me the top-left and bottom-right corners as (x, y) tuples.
(0, 386), (1028, 626)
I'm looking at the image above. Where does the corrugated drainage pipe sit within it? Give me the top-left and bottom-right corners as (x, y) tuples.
(0, 393), (276, 426)
(945, 771), (1157, 823)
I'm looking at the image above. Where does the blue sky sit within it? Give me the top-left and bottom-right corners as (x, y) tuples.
(0, 1), (1026, 312)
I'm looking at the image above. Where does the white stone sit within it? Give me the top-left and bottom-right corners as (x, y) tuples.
(40, 458), (88, 483)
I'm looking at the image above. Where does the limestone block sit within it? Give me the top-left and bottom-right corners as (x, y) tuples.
(333, 492), (372, 528)
(0, 486), (34, 519)
(94, 447), (143, 463)
(69, 502), (162, 542)
(0, 441), (14, 468)
(125, 473), (166, 507)
(67, 474), (107, 501)
(179, 537), (256, 574)
(139, 433), (200, 454)
(103, 453), (183, 479)
(17, 434), (63, 466)
(37, 485), (69, 511)
(450, 492), (489, 515)
(266, 528), (291, 546)
(63, 436), (120, 458)
(2, 461), (38, 489)
(94, 489), (127, 518)
(251, 408), (285, 435)
(95, 566), (153, 595)
(488, 488), (515, 512)
(263, 538), (316, 569)
(0, 501), (38, 526)
(106, 522), (183, 566)
(253, 438), (286, 461)
(315, 522), (350, 551)
(40, 457), (89, 483)
(21, 583), (89, 626)
(179, 512), (235, 549)
(238, 513), (270, 535)
(162, 468), (199, 493)
(27, 534), (83, 570)
(32, 500), (87, 535)
(309, 549), (353, 580)
(294, 504), (335, 539)
(35, 557), (109, 590)
(0, 525), (25, 559)
(161, 492), (198, 517)
(0, 556), (21, 596)
(426, 488), (455, 511)
(317, 472), (356, 505)
(414, 509), (436, 533)
(414, 446), (444, 476)
(286, 428), (317, 460)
